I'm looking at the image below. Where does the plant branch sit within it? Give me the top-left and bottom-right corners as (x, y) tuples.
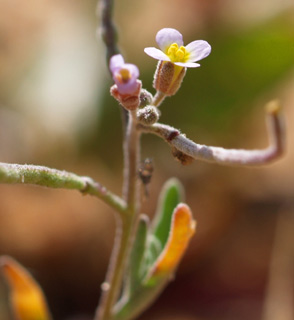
(123, 110), (141, 211)
(138, 101), (285, 166)
(95, 111), (141, 320)
(0, 162), (126, 214)
(95, 1), (142, 319)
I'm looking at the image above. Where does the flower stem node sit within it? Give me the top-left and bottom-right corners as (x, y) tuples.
(154, 61), (186, 96)
(137, 106), (160, 126)
(171, 147), (194, 165)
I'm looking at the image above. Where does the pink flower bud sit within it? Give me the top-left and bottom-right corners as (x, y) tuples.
(109, 54), (141, 110)
(110, 54), (140, 95)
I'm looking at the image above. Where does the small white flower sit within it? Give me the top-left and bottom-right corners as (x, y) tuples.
(144, 28), (211, 68)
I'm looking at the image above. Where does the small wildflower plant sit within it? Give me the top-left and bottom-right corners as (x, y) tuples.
(0, 1), (286, 320)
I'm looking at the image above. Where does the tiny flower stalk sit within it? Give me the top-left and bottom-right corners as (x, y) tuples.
(0, 256), (52, 320)
(145, 28), (211, 107)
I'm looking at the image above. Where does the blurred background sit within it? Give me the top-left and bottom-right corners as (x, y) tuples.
(0, 0), (294, 319)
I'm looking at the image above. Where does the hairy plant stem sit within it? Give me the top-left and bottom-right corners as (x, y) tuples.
(96, 111), (141, 320)
(0, 163), (126, 214)
(138, 101), (285, 166)
(152, 91), (166, 107)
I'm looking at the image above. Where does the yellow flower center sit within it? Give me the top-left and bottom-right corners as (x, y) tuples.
(115, 68), (131, 83)
(166, 43), (190, 63)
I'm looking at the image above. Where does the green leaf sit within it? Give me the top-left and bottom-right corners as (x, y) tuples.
(151, 178), (184, 254)
(115, 215), (149, 319)
(114, 203), (196, 320)
(126, 214), (149, 296)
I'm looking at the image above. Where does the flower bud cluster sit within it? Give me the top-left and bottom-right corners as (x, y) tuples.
(109, 28), (211, 110)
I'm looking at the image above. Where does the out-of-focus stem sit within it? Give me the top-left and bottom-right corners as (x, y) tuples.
(98, 0), (129, 130)
(262, 212), (294, 320)
(95, 111), (141, 320)
(98, 0), (119, 65)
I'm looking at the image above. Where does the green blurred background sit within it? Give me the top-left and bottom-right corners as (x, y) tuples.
(0, 0), (293, 319)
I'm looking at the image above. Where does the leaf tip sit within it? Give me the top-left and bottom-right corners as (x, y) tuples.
(146, 203), (196, 282)
(0, 255), (51, 320)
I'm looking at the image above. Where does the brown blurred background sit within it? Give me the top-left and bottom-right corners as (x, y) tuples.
(0, 0), (294, 319)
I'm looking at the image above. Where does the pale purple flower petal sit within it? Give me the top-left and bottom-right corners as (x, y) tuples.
(124, 63), (140, 79)
(112, 66), (139, 94)
(144, 47), (171, 61)
(110, 54), (140, 95)
(109, 54), (124, 72)
(114, 77), (138, 94)
(156, 28), (183, 52)
(144, 28), (211, 69)
(174, 62), (201, 68)
(185, 40), (211, 62)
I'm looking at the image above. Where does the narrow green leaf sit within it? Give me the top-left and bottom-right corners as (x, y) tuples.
(126, 214), (149, 296)
(151, 178), (184, 252)
(144, 235), (162, 268)
(114, 279), (166, 320)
